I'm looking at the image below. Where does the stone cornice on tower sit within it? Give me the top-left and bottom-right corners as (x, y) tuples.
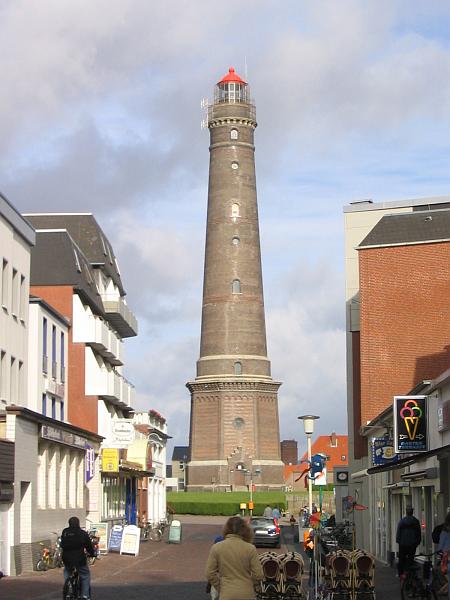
(186, 379), (282, 394)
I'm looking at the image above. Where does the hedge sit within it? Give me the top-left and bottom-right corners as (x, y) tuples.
(167, 491), (286, 516)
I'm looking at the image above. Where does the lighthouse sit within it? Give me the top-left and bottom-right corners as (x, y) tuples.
(186, 68), (284, 490)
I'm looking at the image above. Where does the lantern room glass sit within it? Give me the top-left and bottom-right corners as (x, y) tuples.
(217, 82), (247, 104)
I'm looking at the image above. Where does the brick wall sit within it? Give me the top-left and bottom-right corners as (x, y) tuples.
(359, 242), (450, 425)
(30, 285), (98, 433)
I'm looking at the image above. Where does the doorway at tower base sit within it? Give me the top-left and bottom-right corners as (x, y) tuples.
(186, 460), (285, 492)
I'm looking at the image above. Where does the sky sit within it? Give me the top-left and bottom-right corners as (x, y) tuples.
(2, 1), (450, 459)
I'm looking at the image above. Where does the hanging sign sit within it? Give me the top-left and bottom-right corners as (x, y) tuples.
(394, 396), (428, 453)
(101, 448), (119, 472)
(371, 437), (398, 466)
(85, 446), (95, 482)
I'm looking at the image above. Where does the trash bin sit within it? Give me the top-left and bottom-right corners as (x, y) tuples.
(168, 519), (182, 544)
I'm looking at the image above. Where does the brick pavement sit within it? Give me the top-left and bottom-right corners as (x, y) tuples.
(0, 518), (400, 600)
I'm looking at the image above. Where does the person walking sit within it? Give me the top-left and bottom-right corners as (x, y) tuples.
(272, 506), (281, 521)
(438, 513), (450, 599)
(396, 506), (421, 578)
(60, 516), (95, 600)
(263, 505), (273, 518)
(205, 516), (264, 600)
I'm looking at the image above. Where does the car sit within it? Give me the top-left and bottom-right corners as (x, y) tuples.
(250, 517), (281, 548)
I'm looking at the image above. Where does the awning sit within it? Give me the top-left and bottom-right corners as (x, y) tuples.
(367, 444), (450, 475)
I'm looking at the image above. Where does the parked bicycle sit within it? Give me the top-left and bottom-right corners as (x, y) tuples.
(400, 553), (438, 600)
(87, 529), (100, 565)
(36, 533), (63, 571)
(141, 519), (167, 542)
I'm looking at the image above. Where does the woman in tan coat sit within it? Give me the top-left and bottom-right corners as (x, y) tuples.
(205, 516), (264, 600)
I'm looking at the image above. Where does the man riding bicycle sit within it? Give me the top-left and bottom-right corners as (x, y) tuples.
(60, 516), (95, 600)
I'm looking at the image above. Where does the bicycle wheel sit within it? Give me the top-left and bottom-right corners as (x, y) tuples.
(36, 559), (48, 571)
(62, 578), (77, 600)
(400, 576), (416, 600)
(149, 528), (162, 542)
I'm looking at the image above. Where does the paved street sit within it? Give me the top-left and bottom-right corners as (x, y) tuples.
(0, 518), (399, 600)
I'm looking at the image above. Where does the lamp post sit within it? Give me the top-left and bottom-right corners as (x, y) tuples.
(247, 468), (261, 516)
(298, 415), (320, 516)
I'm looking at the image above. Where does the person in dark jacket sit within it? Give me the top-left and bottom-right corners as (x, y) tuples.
(60, 516), (95, 600)
(396, 506), (422, 577)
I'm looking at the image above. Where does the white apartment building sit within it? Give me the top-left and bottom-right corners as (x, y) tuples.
(134, 410), (170, 525)
(0, 193), (35, 576)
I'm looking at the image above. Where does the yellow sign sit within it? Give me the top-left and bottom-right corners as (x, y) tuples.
(102, 448), (119, 472)
(240, 503), (247, 510)
(248, 501), (254, 510)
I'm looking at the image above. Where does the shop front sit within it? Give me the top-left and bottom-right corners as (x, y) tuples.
(100, 447), (153, 528)
(0, 440), (14, 575)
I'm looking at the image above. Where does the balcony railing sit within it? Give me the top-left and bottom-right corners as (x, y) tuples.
(96, 369), (135, 409)
(101, 294), (138, 338)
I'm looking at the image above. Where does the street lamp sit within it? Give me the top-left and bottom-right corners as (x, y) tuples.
(298, 415), (320, 516)
(247, 468), (261, 516)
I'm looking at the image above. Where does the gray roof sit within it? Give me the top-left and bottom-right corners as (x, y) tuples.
(24, 213), (125, 295)
(171, 446), (190, 461)
(0, 192), (35, 245)
(30, 230), (104, 315)
(344, 194), (450, 214)
(358, 209), (450, 249)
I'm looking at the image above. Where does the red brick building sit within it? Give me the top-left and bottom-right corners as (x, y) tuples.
(358, 212), (450, 425)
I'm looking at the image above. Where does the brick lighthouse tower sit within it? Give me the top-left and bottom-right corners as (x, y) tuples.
(186, 67), (284, 490)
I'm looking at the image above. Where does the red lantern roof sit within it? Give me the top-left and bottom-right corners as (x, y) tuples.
(218, 67), (246, 85)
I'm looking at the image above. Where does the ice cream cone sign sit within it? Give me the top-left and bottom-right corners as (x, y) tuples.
(400, 400), (423, 441)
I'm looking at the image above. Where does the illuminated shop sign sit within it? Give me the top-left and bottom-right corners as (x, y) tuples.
(394, 396), (428, 454)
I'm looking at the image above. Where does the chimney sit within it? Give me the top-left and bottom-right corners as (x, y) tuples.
(330, 432), (337, 447)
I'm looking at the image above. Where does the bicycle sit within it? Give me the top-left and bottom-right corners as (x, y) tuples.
(62, 566), (81, 600)
(62, 565), (92, 600)
(400, 553), (438, 600)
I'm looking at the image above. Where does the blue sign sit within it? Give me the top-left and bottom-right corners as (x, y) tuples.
(85, 446), (95, 483)
(108, 525), (124, 553)
(371, 437), (398, 466)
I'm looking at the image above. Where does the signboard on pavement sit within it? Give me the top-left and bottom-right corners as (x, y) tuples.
(90, 522), (109, 553)
(120, 525), (141, 556)
(108, 525), (124, 553)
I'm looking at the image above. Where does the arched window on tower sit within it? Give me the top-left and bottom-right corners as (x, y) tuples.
(232, 279), (241, 294)
(230, 128), (239, 140)
(234, 361), (242, 375)
(231, 203), (240, 218)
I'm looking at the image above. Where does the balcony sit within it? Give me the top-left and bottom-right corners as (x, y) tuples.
(101, 294), (138, 338)
(97, 369), (135, 410)
(78, 315), (123, 366)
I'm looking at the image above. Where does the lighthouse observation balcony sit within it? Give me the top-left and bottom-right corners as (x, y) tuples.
(208, 101), (256, 125)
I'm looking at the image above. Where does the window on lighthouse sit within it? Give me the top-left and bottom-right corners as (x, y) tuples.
(230, 128), (238, 140)
(231, 203), (240, 218)
(232, 279), (241, 294)
(234, 362), (242, 376)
